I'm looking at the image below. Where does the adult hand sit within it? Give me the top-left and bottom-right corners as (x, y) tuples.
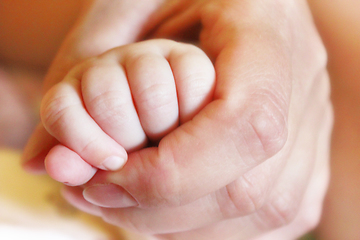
(23, 0), (333, 239)
(60, 0), (332, 239)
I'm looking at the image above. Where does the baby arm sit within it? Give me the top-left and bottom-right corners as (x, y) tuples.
(40, 39), (215, 185)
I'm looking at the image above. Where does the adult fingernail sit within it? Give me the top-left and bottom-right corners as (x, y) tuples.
(102, 156), (126, 171)
(83, 183), (138, 208)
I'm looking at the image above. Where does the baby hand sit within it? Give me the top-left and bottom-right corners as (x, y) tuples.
(37, 39), (215, 185)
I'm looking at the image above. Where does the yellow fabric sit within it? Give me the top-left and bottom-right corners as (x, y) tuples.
(0, 148), (129, 239)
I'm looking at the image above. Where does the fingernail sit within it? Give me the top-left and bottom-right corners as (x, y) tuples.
(102, 156), (126, 171)
(83, 183), (138, 208)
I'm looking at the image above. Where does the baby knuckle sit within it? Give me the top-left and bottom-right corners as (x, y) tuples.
(128, 54), (177, 112)
(81, 65), (133, 124)
(139, 83), (175, 112)
(40, 87), (74, 133)
(178, 53), (215, 88)
(89, 90), (131, 123)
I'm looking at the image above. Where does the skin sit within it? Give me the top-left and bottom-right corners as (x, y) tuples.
(41, 39), (216, 185)
(21, 0), (333, 239)
(307, 0), (360, 239)
(4, 0), (359, 238)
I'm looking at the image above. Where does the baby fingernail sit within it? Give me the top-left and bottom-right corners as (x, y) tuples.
(102, 156), (126, 171)
(83, 184), (138, 208)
